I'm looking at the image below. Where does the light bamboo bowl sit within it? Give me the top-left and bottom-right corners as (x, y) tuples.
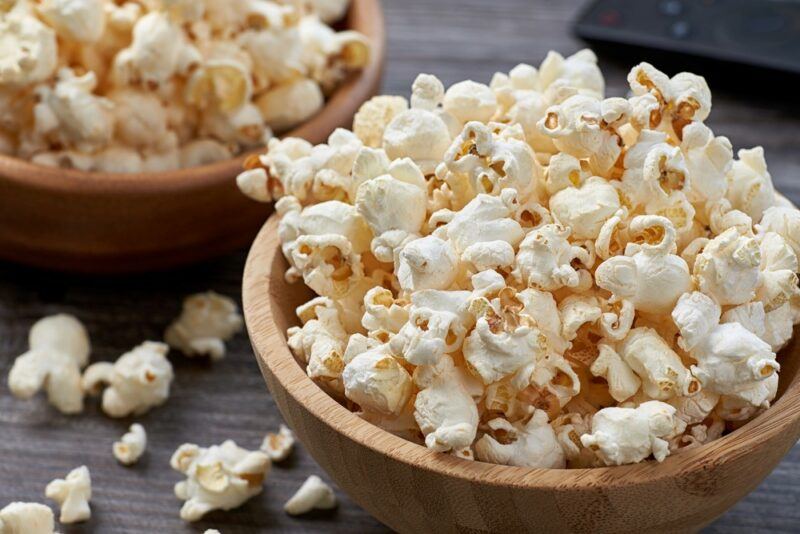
(0, 0), (384, 274)
(243, 214), (800, 534)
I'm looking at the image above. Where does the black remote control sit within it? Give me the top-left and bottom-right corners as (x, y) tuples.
(574, 0), (800, 76)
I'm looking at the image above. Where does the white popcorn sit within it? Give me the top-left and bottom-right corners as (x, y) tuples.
(414, 355), (480, 452)
(396, 236), (459, 292)
(260, 424), (295, 462)
(309, 0), (351, 24)
(165, 291), (243, 360)
(0, 502), (55, 534)
(595, 216), (691, 315)
(443, 80), (497, 125)
(549, 176), (621, 240)
(726, 147), (775, 222)
(38, 0), (106, 43)
(342, 345), (411, 416)
(262, 55), (799, 470)
(171, 440), (270, 522)
(474, 411), (565, 468)
(45, 466), (91, 524)
(256, 78), (324, 133)
(82, 341), (174, 418)
(390, 289), (471, 366)
(694, 228), (761, 306)
(0, 12), (57, 86)
(284, 475), (337, 515)
(580, 401), (686, 465)
(8, 314), (90, 414)
(514, 224), (591, 291)
(619, 327), (699, 400)
(113, 423), (147, 466)
(590, 343), (641, 402)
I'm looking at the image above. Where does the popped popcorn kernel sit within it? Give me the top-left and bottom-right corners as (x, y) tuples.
(247, 52), (800, 469)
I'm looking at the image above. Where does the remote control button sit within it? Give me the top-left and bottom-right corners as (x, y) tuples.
(670, 20), (691, 39)
(659, 0), (684, 16)
(598, 9), (622, 27)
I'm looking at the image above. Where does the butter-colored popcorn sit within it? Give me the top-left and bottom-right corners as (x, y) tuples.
(595, 216), (691, 315)
(82, 341), (174, 417)
(45, 466), (91, 524)
(474, 411), (565, 468)
(694, 228), (761, 306)
(261, 424), (295, 462)
(113, 423), (147, 466)
(171, 440), (270, 522)
(342, 345), (411, 416)
(0, 502), (55, 534)
(38, 0), (106, 43)
(0, 12), (57, 86)
(414, 355), (480, 452)
(580, 401), (686, 465)
(260, 55), (798, 469)
(8, 314), (90, 414)
(284, 475), (337, 516)
(165, 291), (243, 360)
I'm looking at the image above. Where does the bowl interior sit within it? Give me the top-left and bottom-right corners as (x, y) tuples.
(245, 214), (800, 488)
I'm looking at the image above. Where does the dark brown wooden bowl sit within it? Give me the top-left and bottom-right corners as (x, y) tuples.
(0, 0), (384, 274)
(243, 213), (800, 534)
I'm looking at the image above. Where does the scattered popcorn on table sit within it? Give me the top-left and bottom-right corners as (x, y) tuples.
(170, 440), (270, 522)
(7, 314), (90, 414)
(113, 423), (148, 466)
(0, 502), (55, 534)
(165, 291), (244, 360)
(82, 341), (174, 417)
(284, 475), (337, 516)
(240, 50), (800, 468)
(45, 465), (92, 524)
(0, 0), (368, 171)
(261, 423), (295, 462)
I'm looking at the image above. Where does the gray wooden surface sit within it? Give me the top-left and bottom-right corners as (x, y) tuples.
(1, 0), (799, 532)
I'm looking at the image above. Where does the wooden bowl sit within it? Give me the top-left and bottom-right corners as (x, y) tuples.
(243, 214), (800, 534)
(0, 0), (384, 274)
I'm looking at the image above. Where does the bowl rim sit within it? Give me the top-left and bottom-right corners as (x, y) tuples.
(0, 0), (385, 196)
(244, 213), (800, 489)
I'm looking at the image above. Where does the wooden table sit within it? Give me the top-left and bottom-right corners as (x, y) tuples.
(2, 0), (799, 532)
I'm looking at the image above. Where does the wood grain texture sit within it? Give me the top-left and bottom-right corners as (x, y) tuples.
(2, 0), (800, 532)
(243, 215), (800, 534)
(0, 0), (385, 274)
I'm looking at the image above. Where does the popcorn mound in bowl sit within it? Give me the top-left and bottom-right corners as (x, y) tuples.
(239, 50), (800, 468)
(0, 0), (368, 172)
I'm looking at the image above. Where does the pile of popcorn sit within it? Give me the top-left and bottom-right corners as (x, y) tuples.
(4, 294), (337, 530)
(0, 0), (367, 172)
(238, 50), (800, 468)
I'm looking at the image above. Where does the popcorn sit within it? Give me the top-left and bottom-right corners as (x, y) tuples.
(171, 440), (270, 522)
(113, 423), (147, 466)
(165, 291), (244, 360)
(255, 54), (800, 469)
(7, 314), (90, 414)
(82, 341), (174, 417)
(1, 0), (368, 170)
(261, 424), (295, 462)
(342, 345), (412, 416)
(0, 502), (55, 534)
(581, 401), (686, 465)
(45, 466), (91, 523)
(284, 475), (337, 516)
(474, 410), (565, 468)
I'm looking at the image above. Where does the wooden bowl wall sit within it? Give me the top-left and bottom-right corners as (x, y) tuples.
(243, 214), (800, 534)
(0, 0), (384, 274)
